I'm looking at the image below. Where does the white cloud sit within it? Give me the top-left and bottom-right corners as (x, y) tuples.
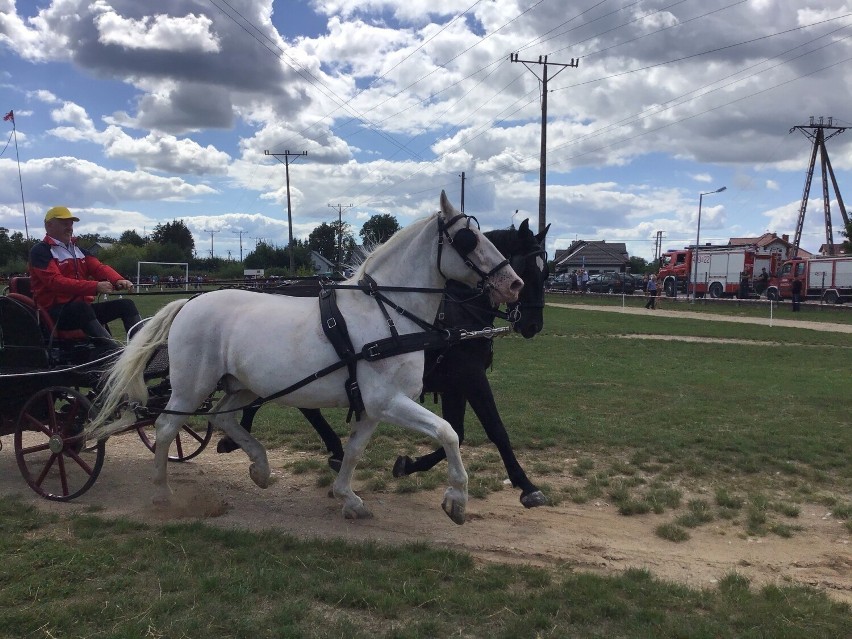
(93, 6), (221, 53)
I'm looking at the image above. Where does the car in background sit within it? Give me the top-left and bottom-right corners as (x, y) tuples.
(630, 274), (647, 293)
(545, 272), (573, 291)
(585, 272), (635, 294)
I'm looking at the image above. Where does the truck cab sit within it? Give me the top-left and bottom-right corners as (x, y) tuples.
(769, 258), (806, 301)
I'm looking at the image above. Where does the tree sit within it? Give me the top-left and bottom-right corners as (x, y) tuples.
(842, 219), (852, 254)
(120, 229), (147, 247)
(628, 256), (650, 274)
(359, 214), (400, 245)
(308, 223), (337, 261)
(150, 220), (195, 260)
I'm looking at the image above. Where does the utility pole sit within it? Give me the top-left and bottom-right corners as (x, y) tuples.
(233, 229), (248, 262)
(654, 231), (664, 263)
(789, 116), (849, 257)
(459, 171), (466, 212)
(202, 229), (220, 259)
(328, 203), (354, 275)
(510, 52), (579, 235)
(265, 149), (308, 274)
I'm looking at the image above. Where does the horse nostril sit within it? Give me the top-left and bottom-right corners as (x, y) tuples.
(510, 279), (524, 292)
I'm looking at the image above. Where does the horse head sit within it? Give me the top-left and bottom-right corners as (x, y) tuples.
(438, 191), (523, 305)
(506, 218), (550, 339)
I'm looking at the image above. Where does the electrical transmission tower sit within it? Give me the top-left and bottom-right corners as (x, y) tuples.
(510, 52), (579, 235)
(202, 229), (220, 259)
(789, 116), (849, 257)
(265, 149), (308, 274)
(329, 203), (354, 275)
(653, 231), (665, 263)
(233, 229), (248, 262)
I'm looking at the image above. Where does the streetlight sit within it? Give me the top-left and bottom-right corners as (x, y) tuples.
(692, 186), (726, 301)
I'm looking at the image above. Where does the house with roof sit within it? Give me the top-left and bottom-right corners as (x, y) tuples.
(727, 233), (812, 261)
(309, 250), (335, 274)
(553, 240), (629, 275)
(818, 243), (848, 256)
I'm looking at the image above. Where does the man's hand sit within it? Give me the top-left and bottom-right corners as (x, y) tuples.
(95, 280), (133, 294)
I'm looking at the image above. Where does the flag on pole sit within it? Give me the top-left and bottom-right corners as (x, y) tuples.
(3, 110), (12, 122)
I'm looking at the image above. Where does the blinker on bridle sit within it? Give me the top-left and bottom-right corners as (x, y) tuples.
(438, 213), (510, 283)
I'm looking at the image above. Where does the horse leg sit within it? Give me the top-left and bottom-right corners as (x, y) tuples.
(211, 394), (271, 489)
(332, 418), (378, 519)
(217, 402), (260, 453)
(301, 408), (345, 472)
(219, 406), (343, 473)
(465, 374), (546, 508)
(151, 413), (184, 505)
(392, 388), (466, 477)
(379, 396), (468, 525)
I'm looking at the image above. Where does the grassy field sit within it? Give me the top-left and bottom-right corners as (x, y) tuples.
(1, 291), (850, 637)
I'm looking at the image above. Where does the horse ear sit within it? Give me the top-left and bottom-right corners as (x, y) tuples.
(536, 223), (551, 243)
(439, 190), (457, 220)
(518, 218), (530, 234)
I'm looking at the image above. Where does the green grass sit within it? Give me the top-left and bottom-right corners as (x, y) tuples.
(5, 291), (848, 636)
(1, 497), (849, 639)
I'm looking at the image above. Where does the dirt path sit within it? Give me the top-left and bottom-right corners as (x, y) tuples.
(548, 302), (852, 333)
(3, 433), (850, 604)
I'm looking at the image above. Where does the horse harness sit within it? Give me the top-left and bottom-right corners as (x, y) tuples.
(135, 214), (514, 422)
(317, 213), (511, 422)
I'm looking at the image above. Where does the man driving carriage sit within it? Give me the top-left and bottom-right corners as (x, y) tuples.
(29, 206), (141, 349)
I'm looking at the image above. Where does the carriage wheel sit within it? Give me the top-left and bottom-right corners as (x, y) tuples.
(14, 386), (106, 502)
(136, 417), (213, 462)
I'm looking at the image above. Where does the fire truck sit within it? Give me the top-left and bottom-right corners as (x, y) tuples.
(657, 245), (776, 298)
(766, 255), (852, 304)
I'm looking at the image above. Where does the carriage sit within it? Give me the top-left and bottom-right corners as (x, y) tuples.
(3, 194), (543, 523)
(0, 276), (212, 501)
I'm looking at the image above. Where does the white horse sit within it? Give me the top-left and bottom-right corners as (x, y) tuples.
(89, 192), (522, 524)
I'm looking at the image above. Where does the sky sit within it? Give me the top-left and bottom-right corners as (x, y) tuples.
(1, 0), (851, 264)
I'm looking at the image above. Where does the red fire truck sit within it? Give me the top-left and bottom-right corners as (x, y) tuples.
(766, 255), (852, 304)
(657, 245), (776, 298)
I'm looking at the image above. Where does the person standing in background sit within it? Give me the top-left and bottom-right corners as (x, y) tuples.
(644, 274), (658, 309)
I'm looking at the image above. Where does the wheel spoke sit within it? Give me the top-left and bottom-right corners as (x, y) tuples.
(34, 453), (59, 487)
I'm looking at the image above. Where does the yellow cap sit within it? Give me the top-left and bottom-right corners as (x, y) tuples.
(44, 206), (80, 222)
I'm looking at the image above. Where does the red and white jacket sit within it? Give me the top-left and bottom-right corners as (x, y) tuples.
(29, 235), (124, 310)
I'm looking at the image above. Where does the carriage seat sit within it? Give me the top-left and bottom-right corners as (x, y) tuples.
(9, 276), (89, 342)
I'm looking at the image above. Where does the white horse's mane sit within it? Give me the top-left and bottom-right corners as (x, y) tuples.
(350, 212), (436, 281)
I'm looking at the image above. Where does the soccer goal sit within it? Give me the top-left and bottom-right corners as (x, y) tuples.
(136, 261), (190, 291)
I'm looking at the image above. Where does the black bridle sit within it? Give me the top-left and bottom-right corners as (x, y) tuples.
(437, 213), (511, 284)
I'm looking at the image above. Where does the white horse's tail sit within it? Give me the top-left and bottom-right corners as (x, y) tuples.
(87, 298), (190, 439)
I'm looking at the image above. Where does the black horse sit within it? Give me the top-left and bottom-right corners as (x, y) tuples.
(221, 219), (550, 508)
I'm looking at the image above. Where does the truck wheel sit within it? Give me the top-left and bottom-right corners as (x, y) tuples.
(823, 291), (839, 305)
(766, 288), (780, 301)
(664, 280), (675, 297)
(709, 282), (723, 299)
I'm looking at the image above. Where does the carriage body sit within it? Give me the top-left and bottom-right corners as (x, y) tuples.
(0, 292), (211, 501)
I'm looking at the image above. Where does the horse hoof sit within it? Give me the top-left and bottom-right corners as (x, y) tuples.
(392, 455), (412, 478)
(152, 493), (172, 507)
(249, 463), (270, 489)
(520, 490), (547, 508)
(343, 503), (373, 520)
(327, 455), (342, 473)
(441, 496), (466, 525)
